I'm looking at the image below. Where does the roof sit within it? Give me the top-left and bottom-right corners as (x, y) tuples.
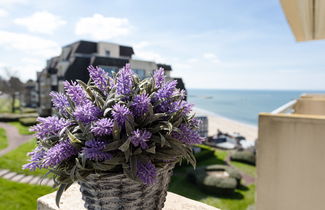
(64, 56), (91, 83)
(75, 41), (97, 54)
(157, 63), (172, 71)
(91, 56), (129, 68)
(119, 45), (134, 57)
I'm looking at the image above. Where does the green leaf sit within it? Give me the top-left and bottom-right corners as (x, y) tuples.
(125, 119), (134, 136)
(94, 94), (105, 108)
(70, 165), (77, 182)
(77, 79), (95, 101)
(112, 121), (121, 140)
(146, 146), (156, 154)
(103, 140), (122, 151)
(159, 133), (166, 147)
(66, 129), (82, 144)
(133, 147), (142, 155)
(103, 108), (112, 116)
(119, 138), (131, 152)
(56, 184), (67, 208)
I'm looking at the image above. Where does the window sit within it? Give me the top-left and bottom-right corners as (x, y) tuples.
(99, 66), (118, 76)
(105, 50), (111, 56)
(133, 69), (146, 79)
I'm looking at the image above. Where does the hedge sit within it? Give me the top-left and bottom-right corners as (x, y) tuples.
(188, 164), (242, 195)
(230, 150), (256, 166)
(0, 113), (38, 122)
(19, 117), (37, 126)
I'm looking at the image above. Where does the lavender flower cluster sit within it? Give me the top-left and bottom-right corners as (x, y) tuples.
(24, 64), (203, 186)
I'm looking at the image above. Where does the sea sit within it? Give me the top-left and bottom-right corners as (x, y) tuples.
(188, 89), (325, 126)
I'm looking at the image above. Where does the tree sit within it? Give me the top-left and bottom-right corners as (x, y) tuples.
(0, 68), (24, 113)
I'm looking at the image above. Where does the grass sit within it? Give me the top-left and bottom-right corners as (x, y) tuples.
(0, 128), (8, 150)
(170, 145), (256, 210)
(0, 177), (55, 210)
(0, 97), (20, 113)
(0, 139), (48, 177)
(169, 170), (255, 210)
(231, 161), (256, 178)
(8, 121), (34, 135)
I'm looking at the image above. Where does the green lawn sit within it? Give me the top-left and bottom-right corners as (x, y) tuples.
(0, 127), (8, 150)
(231, 161), (256, 178)
(169, 169), (255, 210)
(8, 122), (34, 135)
(170, 145), (256, 210)
(0, 97), (20, 113)
(0, 139), (48, 177)
(0, 178), (55, 210)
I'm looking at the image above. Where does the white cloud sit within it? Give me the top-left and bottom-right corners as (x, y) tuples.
(14, 11), (66, 34)
(203, 53), (221, 64)
(0, 9), (8, 17)
(134, 41), (151, 49)
(75, 14), (132, 40)
(0, 30), (60, 57)
(0, 0), (27, 6)
(134, 51), (165, 62)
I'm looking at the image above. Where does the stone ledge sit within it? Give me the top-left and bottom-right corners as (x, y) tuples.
(38, 183), (219, 210)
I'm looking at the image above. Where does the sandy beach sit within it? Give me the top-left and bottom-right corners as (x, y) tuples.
(193, 107), (258, 141)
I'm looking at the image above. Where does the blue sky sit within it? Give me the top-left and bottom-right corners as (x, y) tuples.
(1, 0), (325, 90)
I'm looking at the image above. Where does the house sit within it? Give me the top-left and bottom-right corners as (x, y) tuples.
(37, 40), (185, 116)
(21, 79), (38, 108)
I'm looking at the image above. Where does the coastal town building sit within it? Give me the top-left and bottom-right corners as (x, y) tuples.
(21, 79), (38, 108)
(37, 40), (185, 116)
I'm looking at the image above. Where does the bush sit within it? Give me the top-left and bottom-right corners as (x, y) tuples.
(19, 117), (37, 126)
(194, 149), (215, 162)
(230, 150), (256, 165)
(0, 114), (20, 122)
(21, 108), (37, 114)
(205, 165), (242, 186)
(0, 113), (38, 122)
(188, 164), (242, 195)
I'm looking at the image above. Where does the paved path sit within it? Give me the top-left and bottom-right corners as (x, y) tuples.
(225, 153), (256, 185)
(0, 169), (55, 187)
(0, 123), (55, 187)
(0, 122), (33, 156)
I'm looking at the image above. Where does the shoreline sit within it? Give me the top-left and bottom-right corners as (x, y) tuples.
(192, 107), (258, 141)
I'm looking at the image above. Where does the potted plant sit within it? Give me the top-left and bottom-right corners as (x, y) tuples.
(23, 64), (203, 209)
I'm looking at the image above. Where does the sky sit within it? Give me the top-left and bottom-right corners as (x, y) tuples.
(1, 0), (325, 90)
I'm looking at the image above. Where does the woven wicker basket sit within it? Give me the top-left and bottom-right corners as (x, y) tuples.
(79, 164), (174, 210)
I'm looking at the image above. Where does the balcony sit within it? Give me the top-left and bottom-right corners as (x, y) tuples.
(257, 94), (325, 210)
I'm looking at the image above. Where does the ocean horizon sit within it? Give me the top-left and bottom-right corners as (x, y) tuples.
(188, 89), (325, 125)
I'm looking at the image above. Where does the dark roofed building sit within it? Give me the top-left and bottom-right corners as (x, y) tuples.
(37, 40), (180, 116)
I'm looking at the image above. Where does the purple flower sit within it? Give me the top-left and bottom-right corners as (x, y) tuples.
(155, 80), (177, 100)
(112, 104), (131, 126)
(189, 118), (202, 127)
(116, 64), (133, 95)
(87, 65), (109, 93)
(30, 117), (71, 140)
(74, 103), (102, 124)
(82, 140), (112, 161)
(137, 161), (157, 185)
(153, 68), (165, 88)
(23, 146), (46, 171)
(64, 81), (88, 106)
(131, 93), (150, 117)
(49, 91), (69, 115)
(170, 101), (193, 114)
(91, 118), (114, 136)
(130, 129), (152, 149)
(172, 124), (203, 145)
(42, 140), (78, 167)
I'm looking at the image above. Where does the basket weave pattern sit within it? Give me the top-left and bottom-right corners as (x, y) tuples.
(79, 164), (174, 210)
